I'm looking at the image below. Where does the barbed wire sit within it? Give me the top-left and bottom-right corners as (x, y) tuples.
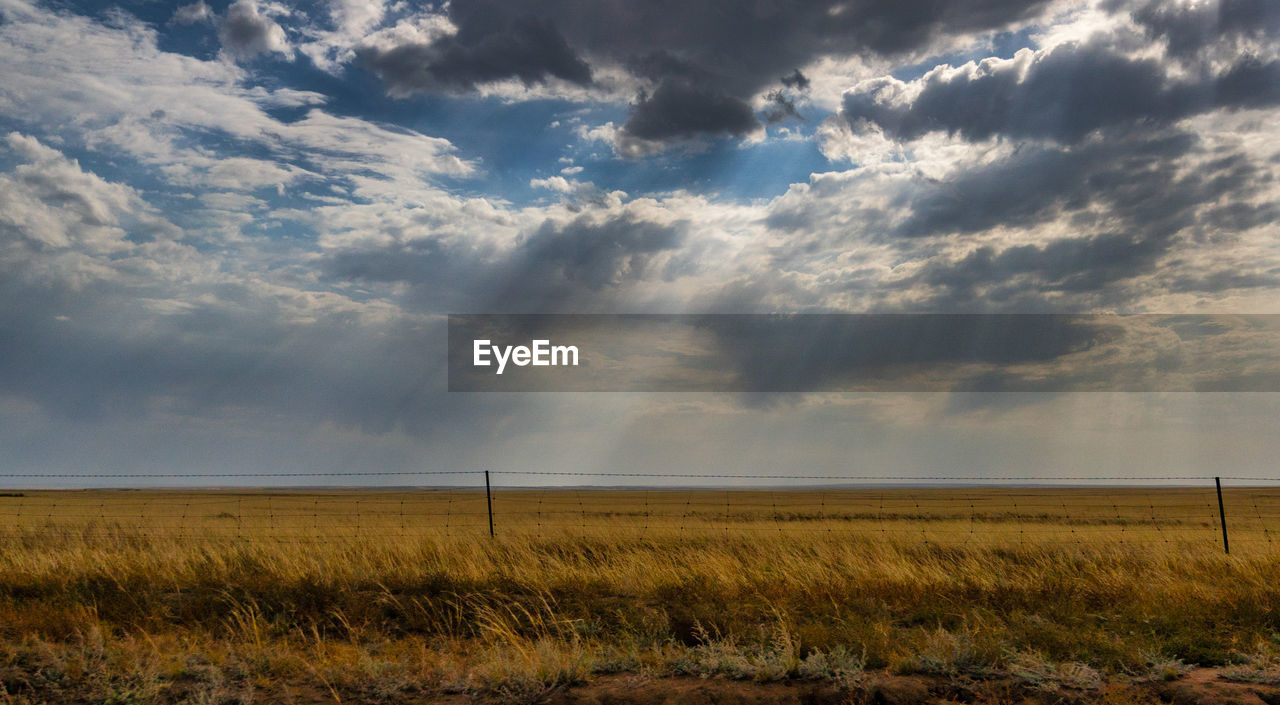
(0, 470), (476, 479)
(6, 470), (1275, 482)
(495, 471), (1224, 481)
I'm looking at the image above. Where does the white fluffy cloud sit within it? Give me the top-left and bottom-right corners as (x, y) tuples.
(0, 133), (179, 255)
(170, 1), (212, 26)
(0, 0), (472, 198)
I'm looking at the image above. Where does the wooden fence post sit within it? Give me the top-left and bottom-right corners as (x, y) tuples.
(1215, 476), (1229, 555)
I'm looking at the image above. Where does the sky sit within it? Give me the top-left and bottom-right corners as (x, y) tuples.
(0, 0), (1278, 486)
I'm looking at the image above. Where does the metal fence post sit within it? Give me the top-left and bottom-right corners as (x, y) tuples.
(485, 470), (495, 538)
(1215, 476), (1229, 555)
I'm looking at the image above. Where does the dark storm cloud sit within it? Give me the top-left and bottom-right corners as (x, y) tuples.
(323, 236), (491, 312)
(691, 314), (1114, 391)
(1127, 0), (1280, 57)
(781, 69), (811, 90)
(1215, 58), (1280, 109)
(888, 131), (1275, 304)
(760, 121), (1274, 310)
(1166, 269), (1280, 293)
(447, 0), (1057, 88)
(762, 90), (803, 124)
(511, 214), (684, 291)
(623, 81), (760, 140)
(323, 213), (685, 313)
(358, 16), (592, 94)
(842, 40), (1280, 144)
(218, 0), (287, 58)
(903, 233), (1172, 307)
(765, 130), (1217, 244)
(366, 0), (1057, 142)
(893, 131), (1205, 238)
(786, 1), (1280, 311)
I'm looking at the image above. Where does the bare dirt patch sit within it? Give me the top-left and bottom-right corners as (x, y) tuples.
(1154, 668), (1280, 705)
(540, 670), (1280, 705)
(9, 667), (1280, 705)
(383, 669), (1280, 705)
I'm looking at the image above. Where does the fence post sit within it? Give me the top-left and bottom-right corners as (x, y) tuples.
(485, 470), (495, 538)
(1215, 476), (1229, 555)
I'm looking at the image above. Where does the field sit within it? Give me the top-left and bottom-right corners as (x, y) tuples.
(2, 486), (1280, 704)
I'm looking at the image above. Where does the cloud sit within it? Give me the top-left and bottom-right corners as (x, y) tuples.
(1, 133), (180, 253)
(691, 314), (1116, 391)
(889, 131), (1206, 239)
(781, 69), (811, 90)
(219, 0), (293, 60)
(358, 15), (592, 95)
(762, 90), (803, 124)
(0, 133), (485, 436)
(275, 109), (474, 180)
(755, 110), (1280, 312)
(510, 214), (684, 291)
(333, 0), (1058, 145)
(841, 38), (1280, 144)
(322, 210), (688, 312)
(170, 1), (212, 26)
(622, 81), (760, 141)
(760, 3), (1275, 312)
(0, 0), (472, 207)
(1127, 0), (1280, 58)
(298, 0), (389, 71)
(901, 233), (1173, 308)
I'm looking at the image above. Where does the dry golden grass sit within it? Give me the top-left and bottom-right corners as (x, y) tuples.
(4, 485), (1277, 543)
(1, 486), (1279, 703)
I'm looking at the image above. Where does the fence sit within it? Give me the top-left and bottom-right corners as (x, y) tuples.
(0, 471), (1277, 553)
